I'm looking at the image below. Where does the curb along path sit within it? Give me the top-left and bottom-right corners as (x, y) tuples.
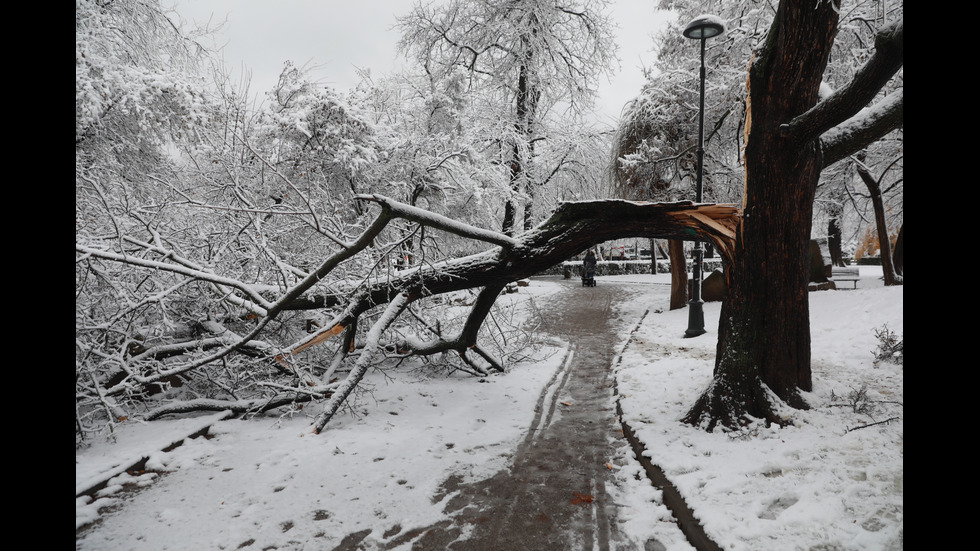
(612, 310), (723, 551)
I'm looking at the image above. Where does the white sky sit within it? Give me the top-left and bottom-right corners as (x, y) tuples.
(171, 0), (677, 125)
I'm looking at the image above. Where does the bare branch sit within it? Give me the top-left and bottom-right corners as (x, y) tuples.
(845, 416), (900, 433)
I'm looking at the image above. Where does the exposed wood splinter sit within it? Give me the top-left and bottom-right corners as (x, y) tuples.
(275, 324), (347, 367)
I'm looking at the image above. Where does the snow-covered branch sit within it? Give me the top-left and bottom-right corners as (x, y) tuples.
(311, 289), (417, 434)
(76, 243), (273, 315)
(143, 386), (339, 420)
(356, 194), (518, 249)
(779, 18), (903, 144)
(820, 90), (903, 168)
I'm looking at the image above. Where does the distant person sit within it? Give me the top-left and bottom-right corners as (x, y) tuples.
(583, 250), (597, 275)
(582, 249), (597, 286)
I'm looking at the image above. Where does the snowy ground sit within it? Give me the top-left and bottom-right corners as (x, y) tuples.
(76, 267), (902, 550)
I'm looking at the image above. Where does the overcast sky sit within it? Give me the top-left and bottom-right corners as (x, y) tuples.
(172, 0), (678, 125)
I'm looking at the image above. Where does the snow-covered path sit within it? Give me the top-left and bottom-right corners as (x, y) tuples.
(76, 277), (687, 550)
(389, 277), (670, 550)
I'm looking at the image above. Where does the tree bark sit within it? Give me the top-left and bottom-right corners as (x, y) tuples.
(649, 238), (658, 274)
(504, 52), (540, 236)
(684, 5), (903, 430)
(668, 239), (688, 310)
(281, 197), (739, 315)
(503, 142), (522, 237)
(684, 0), (842, 429)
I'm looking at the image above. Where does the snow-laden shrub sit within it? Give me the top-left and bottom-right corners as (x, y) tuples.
(872, 324), (903, 367)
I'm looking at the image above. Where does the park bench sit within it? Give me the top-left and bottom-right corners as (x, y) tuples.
(831, 266), (860, 289)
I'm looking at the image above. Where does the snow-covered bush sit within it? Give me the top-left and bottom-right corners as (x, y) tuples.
(872, 324), (903, 367)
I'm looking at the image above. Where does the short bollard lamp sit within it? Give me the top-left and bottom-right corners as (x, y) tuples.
(682, 14), (725, 338)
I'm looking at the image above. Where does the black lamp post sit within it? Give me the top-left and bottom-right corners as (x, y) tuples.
(683, 14), (725, 338)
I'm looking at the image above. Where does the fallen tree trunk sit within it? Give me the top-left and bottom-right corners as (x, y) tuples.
(273, 196), (740, 375)
(256, 196), (741, 433)
(282, 195), (740, 314)
(80, 193), (741, 434)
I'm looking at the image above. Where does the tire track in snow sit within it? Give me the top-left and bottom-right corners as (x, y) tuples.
(407, 278), (649, 550)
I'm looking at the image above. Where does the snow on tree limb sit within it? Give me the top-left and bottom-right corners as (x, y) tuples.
(779, 18), (903, 144)
(312, 289), (417, 434)
(820, 90), (903, 168)
(76, 244), (274, 315)
(355, 194), (518, 249)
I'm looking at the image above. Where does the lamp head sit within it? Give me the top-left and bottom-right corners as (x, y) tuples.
(683, 14), (726, 40)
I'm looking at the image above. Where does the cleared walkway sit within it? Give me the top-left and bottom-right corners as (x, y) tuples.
(401, 279), (652, 550)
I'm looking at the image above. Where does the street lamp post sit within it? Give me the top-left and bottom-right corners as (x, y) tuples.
(682, 14), (726, 338)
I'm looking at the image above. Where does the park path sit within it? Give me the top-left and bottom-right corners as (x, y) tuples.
(403, 277), (651, 551)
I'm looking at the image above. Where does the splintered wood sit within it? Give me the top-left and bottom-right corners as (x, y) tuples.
(667, 204), (740, 264)
(275, 323), (346, 367)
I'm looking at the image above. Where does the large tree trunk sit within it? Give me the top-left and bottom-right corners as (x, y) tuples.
(668, 239), (688, 310)
(684, 1), (841, 430)
(503, 53), (539, 236)
(84, 195), (742, 427)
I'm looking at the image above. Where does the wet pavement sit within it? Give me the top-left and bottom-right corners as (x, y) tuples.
(400, 277), (650, 550)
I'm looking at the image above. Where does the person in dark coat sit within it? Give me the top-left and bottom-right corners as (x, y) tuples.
(583, 250), (597, 283)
